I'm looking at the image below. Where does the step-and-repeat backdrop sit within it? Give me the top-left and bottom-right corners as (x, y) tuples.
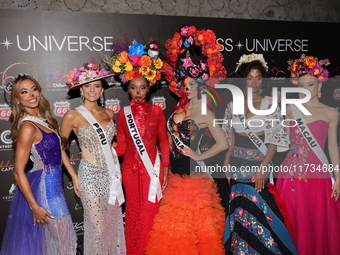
(1, 9), (339, 247)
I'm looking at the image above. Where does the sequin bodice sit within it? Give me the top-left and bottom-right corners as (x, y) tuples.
(78, 120), (115, 169)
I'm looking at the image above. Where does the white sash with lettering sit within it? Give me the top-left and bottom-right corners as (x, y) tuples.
(124, 106), (162, 203)
(235, 114), (274, 184)
(76, 106), (125, 206)
(167, 116), (212, 179)
(291, 104), (335, 183)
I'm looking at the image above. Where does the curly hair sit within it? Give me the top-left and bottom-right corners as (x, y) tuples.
(234, 60), (271, 97)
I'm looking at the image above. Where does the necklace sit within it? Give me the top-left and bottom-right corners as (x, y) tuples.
(22, 114), (47, 122)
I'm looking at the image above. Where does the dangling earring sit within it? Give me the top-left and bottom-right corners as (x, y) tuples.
(80, 91), (84, 104)
(100, 92), (104, 107)
(318, 89), (322, 98)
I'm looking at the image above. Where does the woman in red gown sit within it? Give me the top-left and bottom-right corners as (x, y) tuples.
(109, 41), (170, 255)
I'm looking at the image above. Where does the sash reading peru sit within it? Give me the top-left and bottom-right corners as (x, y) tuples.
(76, 106), (124, 205)
(124, 106), (162, 203)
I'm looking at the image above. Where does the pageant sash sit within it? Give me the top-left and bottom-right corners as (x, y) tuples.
(167, 116), (212, 178)
(235, 114), (274, 184)
(291, 104), (335, 183)
(124, 106), (162, 203)
(76, 106), (125, 206)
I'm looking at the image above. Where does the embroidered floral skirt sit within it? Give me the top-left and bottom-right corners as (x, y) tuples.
(224, 134), (297, 255)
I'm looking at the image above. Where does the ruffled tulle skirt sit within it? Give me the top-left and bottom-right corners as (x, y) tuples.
(0, 169), (77, 255)
(145, 172), (225, 255)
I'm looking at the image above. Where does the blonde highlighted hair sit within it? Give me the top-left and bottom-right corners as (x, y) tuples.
(9, 76), (68, 149)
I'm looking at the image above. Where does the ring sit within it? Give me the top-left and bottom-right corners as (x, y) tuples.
(36, 219), (40, 222)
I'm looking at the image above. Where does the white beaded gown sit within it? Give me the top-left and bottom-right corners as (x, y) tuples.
(78, 120), (126, 254)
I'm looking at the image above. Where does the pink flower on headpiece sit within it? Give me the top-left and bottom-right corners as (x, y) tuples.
(83, 62), (89, 69)
(67, 68), (78, 84)
(180, 26), (189, 36)
(129, 55), (142, 67)
(92, 64), (98, 70)
(187, 36), (194, 45)
(182, 57), (193, 67)
(201, 73), (209, 81)
(100, 69), (109, 76)
(199, 60), (208, 71)
(189, 67), (200, 77)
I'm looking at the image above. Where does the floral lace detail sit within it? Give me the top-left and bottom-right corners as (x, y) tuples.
(229, 191), (281, 254)
(282, 128), (310, 181)
(232, 146), (265, 161)
(222, 97), (289, 151)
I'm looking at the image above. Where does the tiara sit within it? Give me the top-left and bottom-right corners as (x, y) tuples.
(1, 62), (38, 95)
(235, 53), (269, 72)
(102, 39), (164, 86)
(66, 62), (114, 89)
(287, 54), (330, 85)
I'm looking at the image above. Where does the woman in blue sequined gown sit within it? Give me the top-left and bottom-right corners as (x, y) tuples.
(1, 75), (77, 255)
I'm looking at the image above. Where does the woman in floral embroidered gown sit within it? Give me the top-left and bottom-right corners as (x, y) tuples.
(276, 54), (340, 255)
(223, 54), (297, 254)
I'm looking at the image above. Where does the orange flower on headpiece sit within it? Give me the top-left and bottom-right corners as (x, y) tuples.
(118, 51), (129, 63)
(305, 56), (317, 68)
(103, 40), (165, 85)
(287, 54), (330, 85)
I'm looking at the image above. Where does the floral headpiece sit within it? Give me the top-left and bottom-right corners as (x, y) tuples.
(164, 25), (227, 97)
(287, 54), (330, 85)
(103, 40), (164, 86)
(235, 53), (269, 72)
(66, 62), (113, 90)
(1, 62), (38, 95)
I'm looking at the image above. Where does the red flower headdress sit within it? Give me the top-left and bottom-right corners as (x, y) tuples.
(164, 25), (227, 97)
(288, 54), (330, 85)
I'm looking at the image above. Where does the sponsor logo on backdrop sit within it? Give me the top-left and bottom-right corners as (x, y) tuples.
(217, 38), (309, 52)
(0, 130), (13, 151)
(1, 35), (113, 52)
(69, 154), (81, 165)
(334, 89), (340, 100)
(3, 183), (16, 202)
(105, 99), (120, 113)
(0, 104), (11, 120)
(75, 202), (83, 211)
(45, 71), (68, 91)
(53, 101), (70, 117)
(73, 222), (84, 236)
(152, 96), (166, 110)
(330, 66), (340, 79)
(0, 159), (14, 172)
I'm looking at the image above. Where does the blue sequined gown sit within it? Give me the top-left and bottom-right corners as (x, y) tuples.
(0, 121), (77, 255)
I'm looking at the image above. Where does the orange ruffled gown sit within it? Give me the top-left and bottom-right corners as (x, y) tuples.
(145, 116), (225, 255)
